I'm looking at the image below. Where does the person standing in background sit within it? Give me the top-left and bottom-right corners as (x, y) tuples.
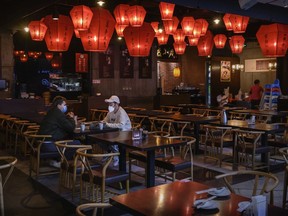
(249, 79), (264, 109)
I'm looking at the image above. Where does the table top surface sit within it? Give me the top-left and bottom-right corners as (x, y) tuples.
(88, 131), (187, 151)
(231, 109), (287, 116)
(156, 113), (219, 123)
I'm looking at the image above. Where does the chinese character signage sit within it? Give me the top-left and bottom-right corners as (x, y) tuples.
(75, 53), (88, 73)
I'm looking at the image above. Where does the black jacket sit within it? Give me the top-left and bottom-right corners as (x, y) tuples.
(38, 107), (76, 140)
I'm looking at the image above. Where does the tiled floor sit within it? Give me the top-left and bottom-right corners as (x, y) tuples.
(1, 149), (287, 216)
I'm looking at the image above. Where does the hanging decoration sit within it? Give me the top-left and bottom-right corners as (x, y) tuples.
(256, 23), (288, 57)
(214, 34), (227, 49)
(79, 7), (115, 52)
(115, 23), (127, 37)
(70, 5), (93, 31)
(197, 30), (214, 56)
(181, 16), (195, 36)
(74, 29), (81, 38)
(28, 19), (47, 41)
(126, 5), (146, 27)
(188, 35), (199, 46)
(192, 21), (202, 38)
(173, 29), (185, 43)
(51, 54), (62, 69)
(229, 14), (249, 33)
(173, 67), (181, 77)
(45, 52), (54, 60)
(159, 2), (175, 20)
(156, 31), (169, 45)
(151, 22), (160, 36)
(20, 54), (28, 62)
(229, 35), (245, 53)
(123, 22), (155, 56)
(173, 42), (186, 55)
(223, 13), (233, 31)
(113, 4), (130, 26)
(195, 18), (209, 36)
(44, 15), (74, 51)
(163, 16), (179, 35)
(14, 50), (25, 56)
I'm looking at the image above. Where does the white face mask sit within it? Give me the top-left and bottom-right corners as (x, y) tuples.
(108, 105), (115, 113)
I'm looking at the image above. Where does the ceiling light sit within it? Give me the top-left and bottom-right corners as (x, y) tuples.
(52, 7), (59, 20)
(24, 27), (29, 32)
(117, 36), (122, 40)
(97, 1), (105, 7)
(213, 18), (220, 24)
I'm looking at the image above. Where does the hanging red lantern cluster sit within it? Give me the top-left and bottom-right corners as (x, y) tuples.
(223, 14), (233, 31)
(229, 35), (245, 53)
(51, 54), (62, 69)
(14, 50), (25, 56)
(79, 7), (115, 52)
(123, 22), (155, 56)
(256, 23), (288, 57)
(214, 34), (227, 49)
(195, 19), (209, 36)
(44, 15), (74, 51)
(114, 4), (130, 37)
(173, 42), (186, 55)
(229, 14), (249, 33)
(126, 5), (146, 27)
(197, 30), (214, 56)
(159, 2), (175, 20)
(181, 16), (195, 36)
(45, 52), (54, 61)
(20, 54), (28, 62)
(70, 5), (93, 31)
(115, 23), (127, 37)
(188, 35), (199, 46)
(163, 16), (179, 35)
(151, 22), (160, 37)
(28, 19), (47, 41)
(156, 31), (169, 45)
(173, 29), (185, 43)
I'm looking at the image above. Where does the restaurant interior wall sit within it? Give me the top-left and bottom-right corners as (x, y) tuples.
(277, 55), (288, 95)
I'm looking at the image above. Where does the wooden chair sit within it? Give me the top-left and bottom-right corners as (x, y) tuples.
(76, 203), (111, 216)
(0, 156), (17, 216)
(268, 123), (288, 161)
(279, 147), (288, 208)
(233, 129), (271, 171)
(76, 147), (129, 203)
(155, 136), (196, 182)
(202, 125), (234, 167)
(215, 170), (279, 205)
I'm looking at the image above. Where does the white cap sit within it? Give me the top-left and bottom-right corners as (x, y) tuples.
(105, 95), (120, 104)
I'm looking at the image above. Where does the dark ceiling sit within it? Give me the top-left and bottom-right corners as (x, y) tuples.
(2, 0), (288, 46)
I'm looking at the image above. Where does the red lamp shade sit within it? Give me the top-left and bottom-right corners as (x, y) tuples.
(173, 42), (186, 55)
(20, 54), (28, 62)
(188, 35), (199, 46)
(51, 55), (62, 69)
(195, 19), (208, 36)
(156, 32), (169, 45)
(151, 22), (160, 36)
(197, 30), (214, 56)
(123, 22), (155, 57)
(229, 35), (245, 53)
(28, 51), (35, 57)
(181, 16), (195, 36)
(113, 4), (130, 26)
(126, 5), (146, 27)
(192, 21), (202, 38)
(229, 14), (249, 33)
(256, 23), (288, 57)
(14, 50), (25, 56)
(45, 52), (54, 60)
(173, 29), (185, 43)
(163, 16), (179, 35)
(74, 29), (80, 38)
(70, 5), (93, 31)
(44, 15), (74, 51)
(159, 2), (175, 20)
(79, 7), (115, 52)
(214, 34), (227, 49)
(28, 20), (47, 41)
(115, 23), (127, 37)
(223, 13), (233, 31)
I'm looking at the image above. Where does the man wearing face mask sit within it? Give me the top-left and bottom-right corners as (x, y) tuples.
(102, 95), (131, 166)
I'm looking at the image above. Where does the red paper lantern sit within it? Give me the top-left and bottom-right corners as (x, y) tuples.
(229, 14), (249, 33)
(173, 42), (186, 55)
(195, 19), (209, 36)
(74, 29), (80, 38)
(79, 7), (115, 52)
(115, 23), (127, 37)
(188, 35), (199, 46)
(126, 5), (146, 27)
(256, 23), (288, 57)
(192, 21), (202, 38)
(70, 5), (93, 31)
(151, 22), (160, 36)
(229, 35), (245, 53)
(163, 16), (179, 35)
(28, 51), (35, 57)
(181, 16), (195, 36)
(223, 13), (233, 31)
(159, 2), (175, 20)
(44, 15), (74, 51)
(156, 32), (169, 45)
(20, 54), (28, 62)
(28, 20), (47, 41)
(197, 30), (214, 56)
(51, 55), (62, 69)
(173, 29), (185, 43)
(113, 4), (130, 26)
(214, 34), (227, 49)
(14, 50), (24, 56)
(45, 52), (54, 60)
(123, 22), (155, 57)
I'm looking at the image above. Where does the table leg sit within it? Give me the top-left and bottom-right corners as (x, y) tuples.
(146, 150), (155, 188)
(194, 124), (200, 154)
(119, 145), (126, 172)
(261, 133), (268, 163)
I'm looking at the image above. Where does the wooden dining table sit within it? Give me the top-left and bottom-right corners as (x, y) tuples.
(88, 131), (187, 187)
(109, 181), (288, 216)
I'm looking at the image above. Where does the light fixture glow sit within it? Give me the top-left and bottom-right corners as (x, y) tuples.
(97, 1), (105, 6)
